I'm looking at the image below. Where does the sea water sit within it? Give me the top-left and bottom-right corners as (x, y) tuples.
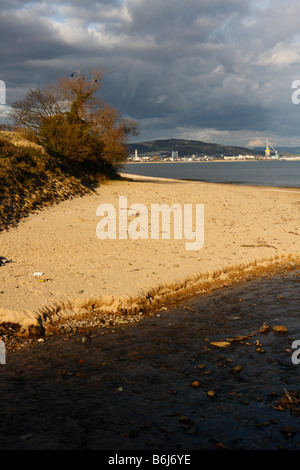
(124, 160), (300, 188)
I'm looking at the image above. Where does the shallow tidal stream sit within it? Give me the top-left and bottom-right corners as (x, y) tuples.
(0, 268), (300, 450)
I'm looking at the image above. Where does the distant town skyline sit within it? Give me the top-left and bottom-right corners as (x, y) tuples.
(2, 0), (300, 148)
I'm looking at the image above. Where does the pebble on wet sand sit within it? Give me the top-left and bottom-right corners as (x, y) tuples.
(280, 426), (297, 436)
(207, 390), (216, 399)
(210, 341), (231, 348)
(272, 325), (288, 334)
(231, 365), (243, 373)
(190, 381), (201, 388)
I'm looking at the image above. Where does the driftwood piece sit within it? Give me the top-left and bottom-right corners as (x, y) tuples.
(184, 306), (195, 313)
(283, 388), (294, 403)
(211, 323), (270, 349)
(227, 322), (270, 344)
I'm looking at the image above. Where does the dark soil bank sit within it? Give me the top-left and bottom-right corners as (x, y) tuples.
(1, 269), (300, 450)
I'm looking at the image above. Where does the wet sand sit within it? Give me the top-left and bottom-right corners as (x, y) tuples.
(0, 174), (299, 334)
(1, 176), (300, 452)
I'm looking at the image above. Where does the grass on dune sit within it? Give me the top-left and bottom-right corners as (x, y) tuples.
(0, 130), (120, 231)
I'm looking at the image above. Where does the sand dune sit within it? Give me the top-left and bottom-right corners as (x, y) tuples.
(0, 174), (299, 334)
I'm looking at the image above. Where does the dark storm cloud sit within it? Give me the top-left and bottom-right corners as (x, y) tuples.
(1, 0), (300, 146)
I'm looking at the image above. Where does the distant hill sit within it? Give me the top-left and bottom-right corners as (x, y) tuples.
(128, 139), (261, 157)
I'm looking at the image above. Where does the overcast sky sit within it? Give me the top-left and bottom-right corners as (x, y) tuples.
(1, 0), (300, 147)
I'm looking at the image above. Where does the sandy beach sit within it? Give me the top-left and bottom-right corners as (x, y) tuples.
(0, 173), (299, 335)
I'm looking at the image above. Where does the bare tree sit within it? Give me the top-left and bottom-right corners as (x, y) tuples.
(10, 68), (138, 167)
(10, 88), (63, 133)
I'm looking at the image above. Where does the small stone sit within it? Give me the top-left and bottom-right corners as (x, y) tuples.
(198, 364), (207, 370)
(272, 325), (288, 334)
(179, 415), (191, 423)
(190, 381), (201, 388)
(207, 389), (216, 399)
(215, 442), (226, 449)
(231, 365), (243, 373)
(33, 272), (44, 277)
(280, 426), (297, 435)
(210, 341), (231, 348)
(239, 399), (249, 405)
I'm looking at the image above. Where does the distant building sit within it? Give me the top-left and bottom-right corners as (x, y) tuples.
(171, 151), (178, 160)
(224, 155), (255, 160)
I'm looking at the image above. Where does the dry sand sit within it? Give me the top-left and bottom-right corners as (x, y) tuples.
(0, 173), (300, 334)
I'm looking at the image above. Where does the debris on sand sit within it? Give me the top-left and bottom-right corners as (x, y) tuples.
(210, 322), (270, 348)
(270, 389), (300, 416)
(0, 257), (12, 266)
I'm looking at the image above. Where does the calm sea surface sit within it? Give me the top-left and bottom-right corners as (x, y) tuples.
(124, 160), (300, 188)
